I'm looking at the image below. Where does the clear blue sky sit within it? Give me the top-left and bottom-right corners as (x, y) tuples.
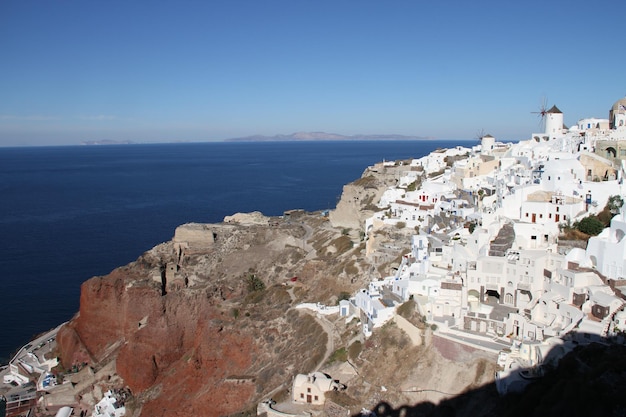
(1, 0), (625, 146)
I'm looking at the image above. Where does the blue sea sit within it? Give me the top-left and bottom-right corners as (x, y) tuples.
(0, 139), (469, 362)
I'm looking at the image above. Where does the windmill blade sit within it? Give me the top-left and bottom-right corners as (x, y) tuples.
(530, 95), (549, 129)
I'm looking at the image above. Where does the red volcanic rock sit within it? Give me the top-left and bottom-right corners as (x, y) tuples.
(59, 265), (259, 416)
(57, 222), (334, 416)
(56, 325), (94, 366)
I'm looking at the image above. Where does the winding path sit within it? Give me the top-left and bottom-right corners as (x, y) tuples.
(300, 309), (336, 372)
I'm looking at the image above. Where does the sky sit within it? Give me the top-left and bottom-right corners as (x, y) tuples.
(1, 0), (625, 146)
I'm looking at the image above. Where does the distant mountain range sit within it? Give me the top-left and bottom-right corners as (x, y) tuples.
(78, 132), (434, 146)
(81, 139), (135, 146)
(225, 131), (434, 142)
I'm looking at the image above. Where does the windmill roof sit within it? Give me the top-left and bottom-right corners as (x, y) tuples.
(547, 105), (562, 114)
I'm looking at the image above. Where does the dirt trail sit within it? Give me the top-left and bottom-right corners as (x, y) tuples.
(300, 310), (336, 372)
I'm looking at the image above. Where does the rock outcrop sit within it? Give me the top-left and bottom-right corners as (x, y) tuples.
(329, 162), (413, 230)
(223, 211), (270, 226)
(57, 217), (353, 416)
(54, 166), (499, 417)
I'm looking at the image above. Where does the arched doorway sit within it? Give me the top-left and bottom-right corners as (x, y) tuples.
(606, 147), (617, 158)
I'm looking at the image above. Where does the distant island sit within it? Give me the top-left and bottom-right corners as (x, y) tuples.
(224, 131), (435, 142)
(77, 132), (438, 146)
(80, 139), (135, 146)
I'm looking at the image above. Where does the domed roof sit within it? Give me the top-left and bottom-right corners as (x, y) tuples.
(611, 97), (626, 112)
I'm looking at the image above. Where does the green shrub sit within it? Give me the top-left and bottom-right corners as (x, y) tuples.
(607, 195), (624, 214)
(348, 341), (362, 360)
(246, 274), (266, 292)
(576, 216), (605, 236)
(597, 195), (624, 226)
(327, 347), (348, 364)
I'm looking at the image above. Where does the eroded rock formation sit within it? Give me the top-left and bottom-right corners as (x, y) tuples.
(57, 218), (352, 416)
(55, 163), (497, 416)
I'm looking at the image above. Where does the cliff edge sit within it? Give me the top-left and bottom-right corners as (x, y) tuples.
(55, 164), (495, 417)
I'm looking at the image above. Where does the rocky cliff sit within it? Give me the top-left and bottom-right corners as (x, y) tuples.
(55, 166), (495, 416)
(329, 161), (415, 230)
(57, 213), (372, 416)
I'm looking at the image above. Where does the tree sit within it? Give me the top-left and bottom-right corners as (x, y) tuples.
(598, 195), (624, 226)
(607, 195), (624, 214)
(576, 216), (605, 236)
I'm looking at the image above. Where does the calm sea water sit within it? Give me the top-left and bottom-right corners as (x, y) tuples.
(0, 139), (469, 362)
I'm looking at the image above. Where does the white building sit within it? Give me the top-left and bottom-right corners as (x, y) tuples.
(292, 372), (344, 405)
(586, 205), (626, 280)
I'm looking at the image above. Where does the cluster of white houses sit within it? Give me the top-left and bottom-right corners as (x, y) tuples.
(341, 97), (626, 372)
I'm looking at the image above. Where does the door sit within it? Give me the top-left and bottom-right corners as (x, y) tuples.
(307, 395), (312, 403)
(555, 214), (560, 222)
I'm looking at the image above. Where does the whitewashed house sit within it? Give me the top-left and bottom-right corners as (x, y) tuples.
(586, 205), (626, 280)
(354, 281), (396, 334)
(292, 372), (344, 405)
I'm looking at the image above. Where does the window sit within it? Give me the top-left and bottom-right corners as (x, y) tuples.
(307, 388), (311, 393)
(549, 213), (552, 218)
(525, 213), (529, 217)
(531, 235), (537, 240)
(300, 393), (304, 399)
(539, 214), (543, 218)
(556, 207), (559, 212)
(314, 396), (318, 401)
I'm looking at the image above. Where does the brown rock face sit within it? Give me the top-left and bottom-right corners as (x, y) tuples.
(59, 265), (257, 416)
(57, 220), (342, 416)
